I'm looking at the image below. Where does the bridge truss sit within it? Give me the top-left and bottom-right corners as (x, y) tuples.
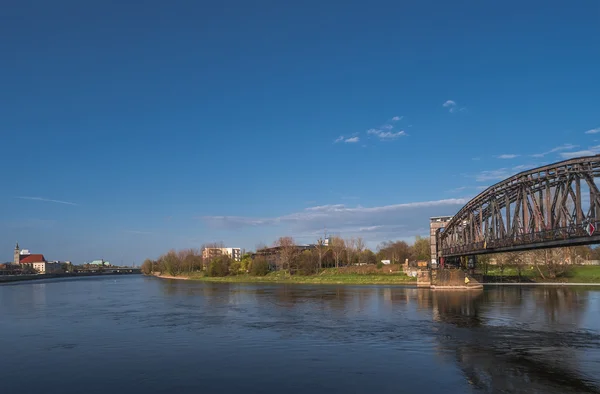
(439, 155), (600, 258)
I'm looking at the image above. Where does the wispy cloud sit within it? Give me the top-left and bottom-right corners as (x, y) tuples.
(496, 154), (519, 159)
(442, 99), (466, 113)
(475, 168), (511, 182)
(560, 145), (600, 159)
(511, 163), (538, 172)
(334, 135), (360, 144)
(443, 100), (456, 108)
(16, 196), (78, 206)
(202, 198), (469, 243)
(367, 129), (407, 140)
(472, 157), (481, 161)
(585, 128), (600, 134)
(531, 143), (578, 158)
(391, 116), (403, 122)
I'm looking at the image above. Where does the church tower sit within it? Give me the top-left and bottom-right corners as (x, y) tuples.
(14, 242), (20, 265)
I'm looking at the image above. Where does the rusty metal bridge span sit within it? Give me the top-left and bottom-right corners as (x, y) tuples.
(437, 155), (600, 260)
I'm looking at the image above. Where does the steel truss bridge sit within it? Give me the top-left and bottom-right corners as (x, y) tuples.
(439, 155), (600, 258)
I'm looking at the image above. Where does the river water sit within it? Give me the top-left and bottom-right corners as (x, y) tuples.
(1, 276), (599, 394)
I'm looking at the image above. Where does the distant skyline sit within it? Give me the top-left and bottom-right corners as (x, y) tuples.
(1, 1), (599, 264)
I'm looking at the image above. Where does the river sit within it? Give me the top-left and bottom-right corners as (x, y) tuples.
(1, 276), (599, 393)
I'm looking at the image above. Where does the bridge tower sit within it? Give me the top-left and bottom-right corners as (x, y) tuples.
(430, 216), (452, 268)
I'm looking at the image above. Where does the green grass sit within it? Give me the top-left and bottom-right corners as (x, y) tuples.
(177, 270), (417, 285)
(564, 266), (600, 283)
(479, 265), (600, 283)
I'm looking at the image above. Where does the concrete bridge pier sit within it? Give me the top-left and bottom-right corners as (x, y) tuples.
(417, 268), (482, 290)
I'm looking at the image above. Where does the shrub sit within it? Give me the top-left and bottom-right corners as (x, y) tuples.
(208, 256), (231, 277)
(141, 259), (154, 275)
(249, 256), (269, 276)
(229, 260), (242, 275)
(376, 261), (383, 269)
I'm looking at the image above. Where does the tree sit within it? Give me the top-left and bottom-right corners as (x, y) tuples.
(345, 237), (356, 266)
(411, 236), (430, 262)
(275, 236), (296, 273)
(161, 250), (182, 276)
(377, 240), (410, 264)
(330, 237), (345, 268)
(240, 254), (253, 272)
(314, 237), (326, 271)
(141, 259), (154, 275)
(355, 237), (365, 265)
(249, 256), (269, 276)
(362, 249), (377, 265)
(208, 255), (231, 277)
(295, 250), (318, 275)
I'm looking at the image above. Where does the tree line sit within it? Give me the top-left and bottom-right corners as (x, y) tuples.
(141, 235), (433, 277)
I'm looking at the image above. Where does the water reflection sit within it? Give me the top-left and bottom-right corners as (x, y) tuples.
(2, 277), (599, 394)
(428, 287), (600, 393)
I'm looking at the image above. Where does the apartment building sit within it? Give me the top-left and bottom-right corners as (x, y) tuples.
(202, 247), (242, 262)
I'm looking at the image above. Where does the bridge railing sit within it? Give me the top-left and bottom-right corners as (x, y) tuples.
(441, 220), (599, 256)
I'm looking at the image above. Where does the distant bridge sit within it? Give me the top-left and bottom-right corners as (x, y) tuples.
(438, 155), (600, 259)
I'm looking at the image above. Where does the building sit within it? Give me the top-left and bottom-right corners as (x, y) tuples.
(430, 216), (453, 268)
(89, 259), (111, 266)
(202, 247), (242, 262)
(12, 242), (63, 274)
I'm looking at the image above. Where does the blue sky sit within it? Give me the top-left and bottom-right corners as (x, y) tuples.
(1, 0), (599, 264)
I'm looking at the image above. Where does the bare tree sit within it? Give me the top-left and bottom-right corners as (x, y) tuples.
(330, 237), (345, 268)
(345, 237), (356, 266)
(275, 236), (296, 273)
(314, 237), (326, 271)
(355, 237), (365, 265)
(411, 236), (430, 262)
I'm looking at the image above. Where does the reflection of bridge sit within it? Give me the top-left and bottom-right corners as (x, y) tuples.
(438, 155), (600, 260)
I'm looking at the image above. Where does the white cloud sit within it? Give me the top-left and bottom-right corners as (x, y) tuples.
(382, 124), (394, 130)
(531, 143), (578, 158)
(585, 128), (600, 134)
(443, 100), (456, 108)
(335, 135), (360, 144)
(392, 116), (402, 122)
(202, 198), (469, 243)
(512, 164), (537, 171)
(442, 100), (466, 114)
(475, 168), (511, 182)
(560, 145), (600, 159)
(472, 157), (481, 161)
(496, 154), (519, 159)
(367, 129), (407, 140)
(16, 196), (78, 206)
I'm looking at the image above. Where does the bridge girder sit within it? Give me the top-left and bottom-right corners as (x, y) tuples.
(439, 155), (600, 258)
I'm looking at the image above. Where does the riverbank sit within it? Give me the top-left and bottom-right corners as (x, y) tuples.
(479, 265), (600, 284)
(152, 270), (418, 285)
(0, 271), (141, 284)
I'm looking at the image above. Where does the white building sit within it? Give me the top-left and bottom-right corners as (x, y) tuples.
(202, 247), (242, 261)
(32, 262), (63, 274)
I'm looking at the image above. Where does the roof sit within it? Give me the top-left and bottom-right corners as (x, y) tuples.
(19, 254), (46, 264)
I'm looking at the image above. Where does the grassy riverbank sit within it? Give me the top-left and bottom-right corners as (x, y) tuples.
(481, 265), (600, 283)
(154, 267), (417, 285)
